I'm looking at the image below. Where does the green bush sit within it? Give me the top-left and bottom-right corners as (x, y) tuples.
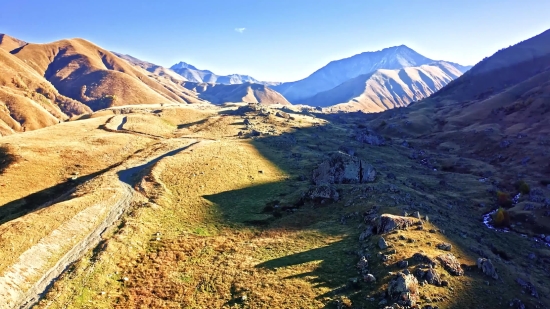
(515, 180), (530, 194)
(496, 191), (513, 208)
(493, 208), (510, 227)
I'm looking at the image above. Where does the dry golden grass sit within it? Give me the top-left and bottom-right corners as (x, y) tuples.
(0, 115), (154, 275)
(3, 104), (546, 309)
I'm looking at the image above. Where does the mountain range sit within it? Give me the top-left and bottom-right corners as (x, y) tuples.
(273, 45), (471, 103)
(0, 33), (476, 135)
(302, 61), (466, 112)
(170, 61), (281, 86)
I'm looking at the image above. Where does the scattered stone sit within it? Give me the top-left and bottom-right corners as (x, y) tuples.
(413, 211), (421, 219)
(413, 253), (438, 267)
(429, 229), (436, 233)
(377, 214), (421, 234)
(440, 280), (449, 287)
(243, 119), (251, 125)
(364, 274), (376, 283)
(275, 111), (290, 119)
(378, 237), (389, 249)
(387, 272), (419, 307)
(425, 268), (442, 286)
(436, 243), (452, 251)
(356, 256), (369, 274)
(437, 253), (464, 276)
(397, 260), (409, 268)
(250, 129), (261, 137)
(356, 129), (386, 146)
(303, 184), (339, 203)
(359, 227), (374, 241)
(477, 258), (498, 280)
(516, 278), (538, 298)
(312, 151), (376, 185)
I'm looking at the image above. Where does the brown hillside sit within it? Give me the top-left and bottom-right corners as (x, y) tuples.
(0, 34), (26, 52)
(365, 28), (550, 241)
(11, 39), (185, 110)
(181, 82), (291, 105)
(0, 48), (91, 135)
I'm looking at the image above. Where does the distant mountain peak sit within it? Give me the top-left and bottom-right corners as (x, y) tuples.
(171, 61), (198, 71)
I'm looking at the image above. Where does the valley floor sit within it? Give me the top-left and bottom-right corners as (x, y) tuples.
(0, 103), (548, 309)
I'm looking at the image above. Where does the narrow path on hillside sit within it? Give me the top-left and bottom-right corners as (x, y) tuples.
(1, 139), (212, 309)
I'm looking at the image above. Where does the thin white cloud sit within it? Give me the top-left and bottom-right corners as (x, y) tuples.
(235, 27), (246, 34)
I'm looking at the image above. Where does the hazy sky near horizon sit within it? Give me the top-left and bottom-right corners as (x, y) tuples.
(1, 0), (549, 81)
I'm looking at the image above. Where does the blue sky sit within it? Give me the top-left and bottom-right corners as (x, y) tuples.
(1, 0), (549, 81)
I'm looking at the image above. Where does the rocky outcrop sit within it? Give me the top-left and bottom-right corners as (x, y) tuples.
(477, 258), (498, 279)
(415, 267), (442, 286)
(303, 184), (339, 203)
(377, 214), (420, 234)
(312, 152), (376, 185)
(387, 272), (419, 307)
(437, 253), (464, 276)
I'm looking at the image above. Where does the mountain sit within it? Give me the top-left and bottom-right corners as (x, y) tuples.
(10, 38), (188, 111)
(0, 38), (91, 135)
(112, 52), (187, 82)
(0, 34), (27, 52)
(300, 61), (467, 112)
(180, 82), (291, 105)
(170, 61), (278, 86)
(368, 28), (550, 241)
(427, 29), (550, 103)
(273, 45), (440, 102)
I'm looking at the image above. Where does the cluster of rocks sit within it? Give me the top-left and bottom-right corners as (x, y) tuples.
(312, 151), (376, 185)
(304, 151), (378, 205)
(355, 129), (386, 146)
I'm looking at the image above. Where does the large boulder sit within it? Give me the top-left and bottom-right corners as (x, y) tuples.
(377, 214), (421, 234)
(437, 253), (464, 276)
(477, 258), (498, 279)
(312, 152), (376, 185)
(415, 267), (442, 286)
(387, 272), (419, 307)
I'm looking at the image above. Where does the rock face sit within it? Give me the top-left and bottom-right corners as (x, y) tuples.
(312, 152), (376, 185)
(378, 237), (388, 249)
(413, 253), (438, 267)
(387, 272), (419, 307)
(275, 111), (290, 119)
(377, 214), (420, 234)
(415, 267), (442, 286)
(437, 253), (464, 276)
(303, 184), (339, 203)
(477, 258), (498, 279)
(436, 243), (452, 251)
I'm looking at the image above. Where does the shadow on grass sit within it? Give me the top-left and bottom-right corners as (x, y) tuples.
(0, 162), (122, 225)
(198, 113), (523, 308)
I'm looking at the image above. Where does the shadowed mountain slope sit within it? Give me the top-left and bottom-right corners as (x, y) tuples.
(10, 39), (186, 110)
(0, 47), (91, 135)
(0, 34), (27, 52)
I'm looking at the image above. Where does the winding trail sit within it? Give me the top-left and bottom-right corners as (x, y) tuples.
(0, 130), (210, 308)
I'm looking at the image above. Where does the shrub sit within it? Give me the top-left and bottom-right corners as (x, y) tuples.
(496, 191), (513, 208)
(515, 180), (530, 194)
(493, 208), (511, 227)
(0, 145), (17, 173)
